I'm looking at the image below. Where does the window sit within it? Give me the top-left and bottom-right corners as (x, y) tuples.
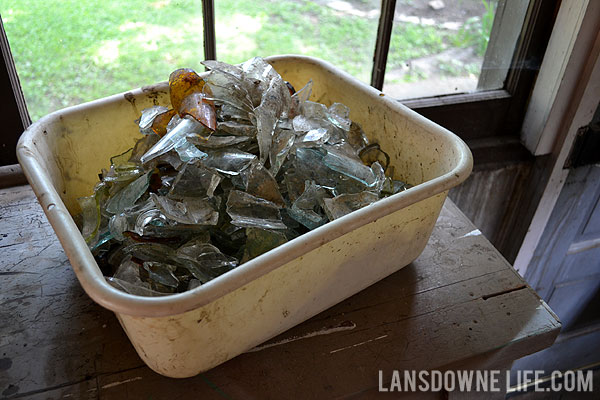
(0, 0), (559, 166)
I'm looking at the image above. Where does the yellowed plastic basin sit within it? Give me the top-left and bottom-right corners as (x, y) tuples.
(17, 55), (472, 377)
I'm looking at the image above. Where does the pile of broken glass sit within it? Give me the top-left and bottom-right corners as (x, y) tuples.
(77, 57), (410, 297)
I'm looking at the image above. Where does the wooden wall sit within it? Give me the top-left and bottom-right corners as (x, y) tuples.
(449, 156), (534, 264)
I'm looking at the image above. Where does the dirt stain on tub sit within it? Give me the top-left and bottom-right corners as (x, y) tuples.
(142, 83), (169, 106)
(55, 126), (86, 196)
(257, 289), (269, 304)
(124, 92), (139, 115)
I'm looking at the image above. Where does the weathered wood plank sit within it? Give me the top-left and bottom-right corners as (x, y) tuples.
(0, 185), (560, 399)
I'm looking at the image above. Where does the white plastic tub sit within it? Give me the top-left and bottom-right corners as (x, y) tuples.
(17, 55), (472, 377)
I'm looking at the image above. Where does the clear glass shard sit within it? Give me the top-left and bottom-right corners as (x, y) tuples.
(289, 79), (313, 118)
(142, 261), (180, 292)
(113, 256), (144, 283)
(202, 59), (244, 79)
(109, 213), (129, 241)
(217, 121), (257, 137)
(348, 121), (369, 151)
(243, 160), (285, 207)
(166, 113), (182, 131)
(201, 149), (256, 176)
(255, 79), (283, 163)
(240, 57), (280, 107)
(130, 134), (159, 164)
(269, 128), (295, 176)
(105, 172), (150, 214)
(196, 249), (238, 277)
(322, 146), (377, 187)
(220, 104), (252, 122)
(170, 161), (223, 198)
(187, 279), (202, 290)
(240, 57), (291, 163)
(226, 190), (286, 230)
(205, 79), (254, 114)
(202, 60), (255, 113)
(382, 179), (411, 195)
(327, 103), (352, 131)
(153, 151), (186, 170)
(288, 181), (330, 229)
(176, 241), (238, 279)
(150, 193), (219, 225)
(106, 276), (167, 297)
(371, 161), (386, 194)
(140, 117), (207, 164)
(188, 134), (251, 150)
(292, 114), (320, 133)
(174, 140), (207, 163)
(331, 175), (370, 197)
(175, 237), (215, 259)
(302, 101), (329, 121)
(134, 206), (169, 236)
(297, 127), (330, 147)
(89, 228), (113, 253)
(116, 242), (176, 265)
(322, 191), (380, 220)
(138, 106), (169, 135)
(110, 148), (134, 167)
(101, 148), (144, 184)
(283, 169), (307, 203)
(293, 147), (340, 189)
(77, 195), (101, 245)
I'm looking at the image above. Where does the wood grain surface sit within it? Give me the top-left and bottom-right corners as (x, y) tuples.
(0, 185), (560, 399)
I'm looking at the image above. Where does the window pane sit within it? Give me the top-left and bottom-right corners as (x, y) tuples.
(0, 0), (204, 121)
(383, 0), (526, 100)
(215, 0), (379, 84)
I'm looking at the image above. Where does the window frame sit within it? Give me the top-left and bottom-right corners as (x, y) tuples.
(1, 17), (29, 166)
(0, 0), (559, 168)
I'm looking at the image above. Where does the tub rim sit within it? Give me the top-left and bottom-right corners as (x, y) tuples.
(16, 55), (473, 318)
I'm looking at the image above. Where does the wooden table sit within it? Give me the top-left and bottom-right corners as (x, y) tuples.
(0, 185), (560, 399)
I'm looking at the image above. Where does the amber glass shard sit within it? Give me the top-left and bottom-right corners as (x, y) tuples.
(169, 68), (216, 131)
(179, 92), (217, 132)
(150, 108), (177, 138)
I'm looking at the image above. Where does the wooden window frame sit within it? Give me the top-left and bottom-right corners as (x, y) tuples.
(1, 0), (558, 169)
(1, 17), (29, 167)
(405, 0), (560, 165)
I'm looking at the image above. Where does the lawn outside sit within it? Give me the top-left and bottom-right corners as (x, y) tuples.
(0, 0), (493, 121)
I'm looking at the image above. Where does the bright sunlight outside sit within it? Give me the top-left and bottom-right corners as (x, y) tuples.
(0, 0), (495, 121)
